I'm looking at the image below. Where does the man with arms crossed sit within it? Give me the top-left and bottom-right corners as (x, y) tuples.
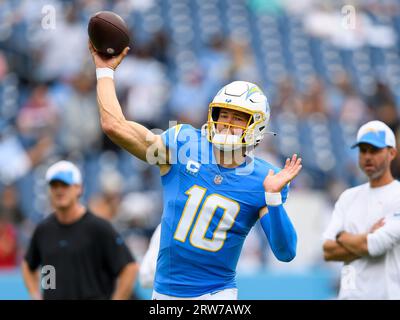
(323, 120), (400, 299)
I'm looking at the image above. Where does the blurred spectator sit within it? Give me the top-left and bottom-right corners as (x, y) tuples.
(363, 0), (400, 16)
(55, 68), (102, 156)
(148, 31), (170, 65)
(273, 77), (303, 115)
(34, 3), (88, 82)
(0, 51), (8, 81)
(282, 0), (315, 14)
(304, 5), (397, 49)
(330, 73), (371, 123)
(0, 184), (22, 268)
(117, 191), (161, 262)
(17, 84), (58, 147)
(390, 128), (400, 180)
(89, 169), (123, 221)
(118, 191), (160, 229)
(0, 185), (24, 224)
(169, 65), (208, 127)
(302, 77), (329, 116)
(115, 43), (170, 129)
(368, 81), (396, 112)
(199, 34), (233, 100)
(367, 81), (400, 133)
(0, 210), (18, 269)
(0, 128), (52, 185)
(228, 38), (260, 84)
(0, 51), (19, 127)
(113, 0), (155, 13)
(375, 102), (400, 133)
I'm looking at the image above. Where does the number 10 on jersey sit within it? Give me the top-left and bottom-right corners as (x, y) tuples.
(173, 185), (240, 252)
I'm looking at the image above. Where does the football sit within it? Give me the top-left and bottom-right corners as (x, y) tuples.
(88, 11), (130, 57)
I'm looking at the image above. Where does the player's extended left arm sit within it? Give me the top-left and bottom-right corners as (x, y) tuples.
(337, 217), (400, 257)
(259, 204), (297, 262)
(260, 154), (302, 262)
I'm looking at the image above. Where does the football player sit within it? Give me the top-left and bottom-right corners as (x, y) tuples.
(89, 43), (302, 300)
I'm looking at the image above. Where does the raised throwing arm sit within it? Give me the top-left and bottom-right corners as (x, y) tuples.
(89, 42), (167, 165)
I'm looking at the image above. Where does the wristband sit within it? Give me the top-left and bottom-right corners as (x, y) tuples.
(96, 67), (114, 80)
(265, 192), (282, 206)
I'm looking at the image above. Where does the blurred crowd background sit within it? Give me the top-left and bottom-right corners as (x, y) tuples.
(0, 0), (400, 299)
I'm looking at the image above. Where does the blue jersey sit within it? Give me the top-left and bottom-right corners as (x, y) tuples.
(154, 124), (289, 297)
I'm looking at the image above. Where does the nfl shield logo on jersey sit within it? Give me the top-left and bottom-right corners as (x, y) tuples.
(214, 175), (223, 184)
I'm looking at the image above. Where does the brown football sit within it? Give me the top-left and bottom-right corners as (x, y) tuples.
(88, 11), (130, 57)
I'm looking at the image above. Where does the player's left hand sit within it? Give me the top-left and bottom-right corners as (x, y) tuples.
(263, 154), (302, 193)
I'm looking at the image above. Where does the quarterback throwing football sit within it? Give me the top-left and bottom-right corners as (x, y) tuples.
(89, 43), (302, 300)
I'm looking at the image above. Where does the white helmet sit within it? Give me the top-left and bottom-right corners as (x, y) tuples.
(202, 81), (270, 151)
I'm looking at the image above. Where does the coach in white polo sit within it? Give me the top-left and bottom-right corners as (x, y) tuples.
(323, 120), (400, 299)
